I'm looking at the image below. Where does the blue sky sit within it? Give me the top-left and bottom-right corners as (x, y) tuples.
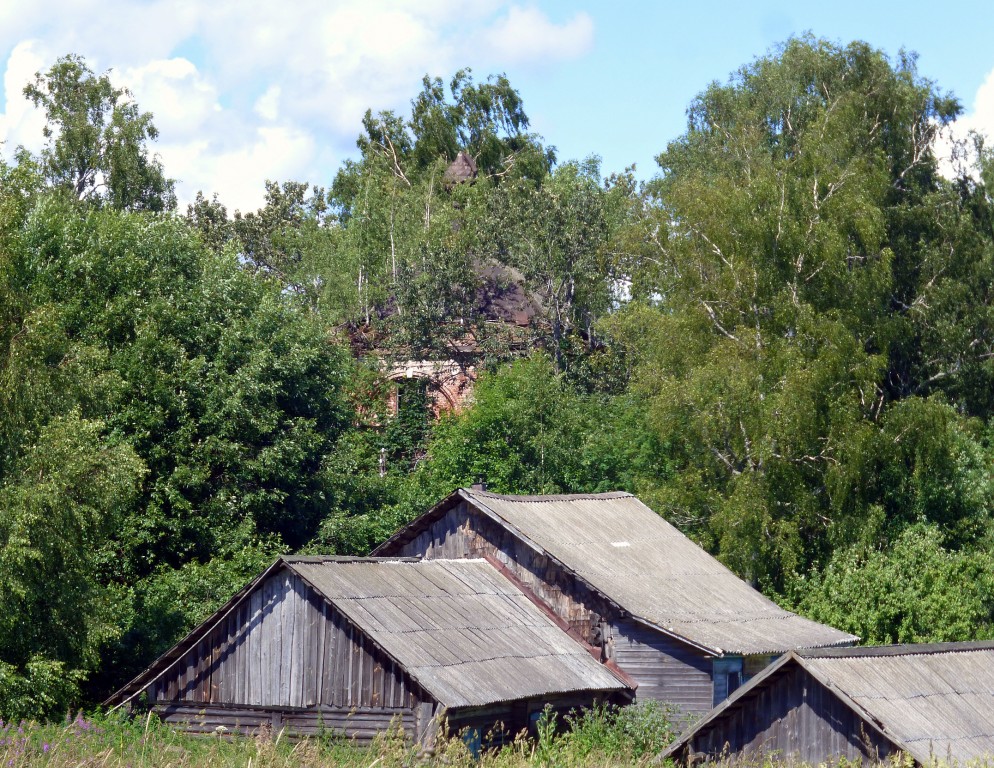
(0, 1), (991, 211)
(519, 1), (994, 177)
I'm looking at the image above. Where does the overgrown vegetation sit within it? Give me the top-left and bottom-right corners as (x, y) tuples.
(0, 705), (676, 768)
(4, 36), (994, 719)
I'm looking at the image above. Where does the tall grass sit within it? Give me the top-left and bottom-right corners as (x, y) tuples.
(0, 703), (673, 768)
(0, 708), (954, 768)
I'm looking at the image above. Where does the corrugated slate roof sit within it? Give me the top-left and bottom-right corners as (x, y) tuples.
(663, 642), (994, 765)
(287, 557), (627, 709)
(798, 643), (994, 764)
(455, 490), (856, 655)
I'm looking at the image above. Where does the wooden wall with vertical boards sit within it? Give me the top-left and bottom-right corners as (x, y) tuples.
(680, 665), (897, 764)
(141, 568), (431, 742)
(387, 500), (717, 715)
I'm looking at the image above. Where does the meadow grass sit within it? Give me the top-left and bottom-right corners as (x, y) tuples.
(0, 702), (676, 768)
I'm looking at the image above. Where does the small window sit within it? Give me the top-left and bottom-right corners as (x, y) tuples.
(713, 657), (744, 706)
(728, 670), (742, 695)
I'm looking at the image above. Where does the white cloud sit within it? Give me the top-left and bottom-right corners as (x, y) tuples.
(482, 6), (594, 63)
(162, 125), (316, 214)
(0, 41), (50, 156)
(254, 85), (281, 122)
(119, 58), (220, 142)
(936, 67), (994, 179)
(0, 1), (596, 210)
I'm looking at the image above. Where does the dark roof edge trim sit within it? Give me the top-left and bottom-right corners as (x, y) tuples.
(468, 490), (635, 503)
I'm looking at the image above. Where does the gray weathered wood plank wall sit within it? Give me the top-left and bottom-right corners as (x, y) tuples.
(152, 703), (416, 742)
(391, 502), (718, 714)
(684, 666), (895, 763)
(611, 619), (713, 716)
(147, 571), (425, 712)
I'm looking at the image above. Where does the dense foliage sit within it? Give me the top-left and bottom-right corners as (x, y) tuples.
(4, 37), (994, 719)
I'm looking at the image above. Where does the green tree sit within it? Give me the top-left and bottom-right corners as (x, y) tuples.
(0, 415), (144, 718)
(185, 191), (232, 254)
(320, 68), (553, 329)
(405, 68), (551, 179)
(0, 171), (357, 702)
(409, 354), (668, 499)
(231, 180), (330, 286)
(790, 524), (994, 643)
(24, 54), (175, 211)
(479, 158), (614, 371)
(618, 36), (990, 590)
(17, 200), (353, 567)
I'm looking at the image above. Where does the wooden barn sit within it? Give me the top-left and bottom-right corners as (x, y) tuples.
(372, 488), (857, 717)
(106, 556), (631, 745)
(661, 642), (994, 765)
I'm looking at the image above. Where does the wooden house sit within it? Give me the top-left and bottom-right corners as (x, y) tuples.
(105, 556), (630, 745)
(661, 642), (994, 765)
(372, 488), (857, 717)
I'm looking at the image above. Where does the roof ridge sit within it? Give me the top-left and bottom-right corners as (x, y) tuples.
(465, 489), (634, 502)
(282, 555), (421, 564)
(798, 640), (994, 658)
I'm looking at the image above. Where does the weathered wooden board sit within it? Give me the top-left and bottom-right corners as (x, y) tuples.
(386, 503), (720, 715)
(684, 666), (895, 763)
(153, 703), (416, 744)
(145, 570), (427, 714)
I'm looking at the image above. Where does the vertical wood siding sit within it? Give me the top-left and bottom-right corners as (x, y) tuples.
(682, 667), (896, 764)
(386, 502), (717, 715)
(146, 570), (425, 713)
(612, 619), (713, 716)
(391, 502), (617, 644)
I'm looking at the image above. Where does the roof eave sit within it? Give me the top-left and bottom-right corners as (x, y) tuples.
(375, 489), (854, 659)
(463, 491), (858, 658)
(287, 559), (628, 711)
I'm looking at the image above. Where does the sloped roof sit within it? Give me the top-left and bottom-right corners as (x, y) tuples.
(443, 151), (478, 185)
(108, 556), (627, 711)
(289, 557), (627, 708)
(663, 642), (994, 765)
(375, 490), (856, 656)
